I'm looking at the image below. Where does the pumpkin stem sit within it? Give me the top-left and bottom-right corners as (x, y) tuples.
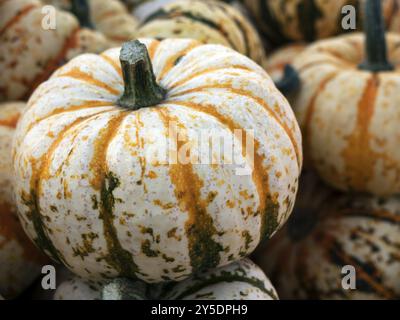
(274, 65), (300, 96)
(118, 40), (166, 110)
(71, 0), (94, 29)
(102, 278), (147, 300)
(359, 0), (394, 72)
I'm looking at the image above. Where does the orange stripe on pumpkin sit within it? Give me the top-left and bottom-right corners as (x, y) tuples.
(58, 67), (121, 96)
(171, 84), (301, 169)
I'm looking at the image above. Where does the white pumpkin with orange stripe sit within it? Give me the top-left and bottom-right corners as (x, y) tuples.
(289, 0), (400, 196)
(13, 38), (302, 282)
(0, 102), (48, 299)
(42, 0), (138, 44)
(0, 0), (111, 102)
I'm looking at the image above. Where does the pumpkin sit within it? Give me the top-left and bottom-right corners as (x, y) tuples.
(240, 0), (400, 45)
(135, 0), (267, 66)
(54, 258), (279, 300)
(264, 44), (306, 83)
(42, 0), (138, 44)
(254, 171), (400, 300)
(0, 0), (111, 102)
(13, 38), (302, 283)
(0, 102), (48, 299)
(287, 0), (400, 196)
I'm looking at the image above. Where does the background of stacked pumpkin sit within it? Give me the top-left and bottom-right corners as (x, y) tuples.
(0, 0), (399, 300)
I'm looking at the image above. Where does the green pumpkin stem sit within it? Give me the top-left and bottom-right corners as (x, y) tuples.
(118, 40), (166, 110)
(359, 0), (394, 72)
(275, 65), (300, 97)
(102, 278), (147, 300)
(71, 0), (94, 29)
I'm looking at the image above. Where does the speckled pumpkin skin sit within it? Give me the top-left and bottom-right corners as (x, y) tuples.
(264, 44), (307, 82)
(0, 0), (111, 102)
(135, 0), (266, 66)
(43, 0), (138, 44)
(254, 172), (400, 300)
(290, 33), (400, 196)
(13, 38), (302, 283)
(0, 102), (48, 299)
(54, 258), (279, 300)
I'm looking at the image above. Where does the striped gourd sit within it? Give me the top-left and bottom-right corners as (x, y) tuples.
(0, 0), (111, 102)
(289, 0), (400, 195)
(42, 0), (138, 44)
(135, 0), (266, 66)
(54, 259), (279, 300)
(241, 0), (400, 44)
(254, 171), (400, 300)
(264, 44), (306, 83)
(13, 38), (302, 283)
(0, 102), (48, 299)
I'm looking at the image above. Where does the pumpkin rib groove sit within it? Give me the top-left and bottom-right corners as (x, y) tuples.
(22, 27), (81, 100)
(171, 85), (301, 169)
(90, 111), (142, 278)
(0, 2), (39, 36)
(57, 67), (121, 96)
(100, 54), (122, 77)
(27, 101), (114, 133)
(303, 71), (340, 166)
(22, 114), (100, 265)
(341, 75), (379, 191)
(167, 100), (273, 240)
(157, 42), (201, 82)
(147, 40), (161, 60)
(169, 65), (253, 90)
(157, 108), (224, 273)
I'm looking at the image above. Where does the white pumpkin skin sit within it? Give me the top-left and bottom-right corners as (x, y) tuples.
(264, 44), (306, 83)
(135, 0), (266, 66)
(42, 0), (138, 44)
(0, 102), (48, 299)
(290, 33), (400, 196)
(254, 171), (400, 300)
(13, 38), (302, 283)
(0, 0), (111, 102)
(54, 258), (278, 300)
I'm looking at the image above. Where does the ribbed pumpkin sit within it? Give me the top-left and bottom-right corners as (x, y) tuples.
(54, 258), (279, 300)
(0, 0), (111, 102)
(289, 0), (400, 196)
(264, 44), (306, 83)
(42, 0), (138, 44)
(135, 0), (266, 66)
(254, 171), (400, 300)
(13, 38), (302, 283)
(240, 0), (400, 45)
(0, 102), (48, 299)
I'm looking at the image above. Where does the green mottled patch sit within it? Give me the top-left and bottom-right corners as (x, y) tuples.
(261, 197), (280, 240)
(99, 172), (140, 278)
(141, 239), (159, 257)
(21, 190), (63, 263)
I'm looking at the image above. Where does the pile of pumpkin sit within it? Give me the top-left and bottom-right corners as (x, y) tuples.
(0, 0), (399, 300)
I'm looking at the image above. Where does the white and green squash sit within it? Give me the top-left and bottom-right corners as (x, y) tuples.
(254, 171), (400, 300)
(13, 38), (302, 282)
(135, 0), (267, 66)
(54, 258), (279, 300)
(286, 0), (400, 195)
